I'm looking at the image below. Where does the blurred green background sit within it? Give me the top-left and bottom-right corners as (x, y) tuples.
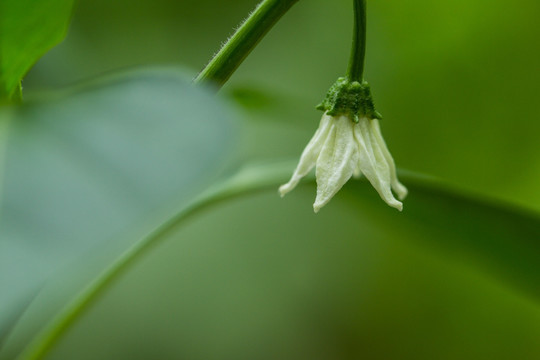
(3, 0), (540, 358)
(24, 0), (540, 210)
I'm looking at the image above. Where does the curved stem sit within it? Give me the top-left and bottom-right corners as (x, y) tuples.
(346, 0), (367, 82)
(15, 160), (540, 359)
(194, 0), (299, 89)
(14, 163), (296, 360)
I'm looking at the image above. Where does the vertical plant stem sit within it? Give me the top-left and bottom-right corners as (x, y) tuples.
(346, 0), (367, 82)
(194, 0), (299, 89)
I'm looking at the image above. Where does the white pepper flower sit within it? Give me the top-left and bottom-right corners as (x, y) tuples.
(279, 78), (407, 213)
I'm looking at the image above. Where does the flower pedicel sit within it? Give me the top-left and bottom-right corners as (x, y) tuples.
(280, 0), (407, 213)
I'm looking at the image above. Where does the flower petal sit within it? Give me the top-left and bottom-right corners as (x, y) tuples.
(354, 117), (403, 211)
(370, 119), (408, 200)
(279, 113), (333, 197)
(313, 116), (358, 213)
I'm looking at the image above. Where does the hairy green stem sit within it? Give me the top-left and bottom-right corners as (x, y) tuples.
(194, 0), (299, 89)
(347, 0), (367, 82)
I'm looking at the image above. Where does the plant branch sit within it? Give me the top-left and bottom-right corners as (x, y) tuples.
(194, 0), (299, 89)
(14, 162), (296, 360)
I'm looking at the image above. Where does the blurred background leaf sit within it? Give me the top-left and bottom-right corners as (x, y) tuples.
(5, 171), (540, 360)
(0, 68), (239, 349)
(0, 0), (74, 101)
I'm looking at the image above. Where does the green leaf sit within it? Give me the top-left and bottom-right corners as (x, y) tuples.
(0, 0), (75, 101)
(6, 161), (540, 359)
(0, 67), (239, 351)
(344, 173), (540, 302)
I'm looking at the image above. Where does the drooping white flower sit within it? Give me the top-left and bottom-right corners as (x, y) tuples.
(279, 78), (407, 213)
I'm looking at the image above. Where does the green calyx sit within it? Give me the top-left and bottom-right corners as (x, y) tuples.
(316, 77), (382, 122)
